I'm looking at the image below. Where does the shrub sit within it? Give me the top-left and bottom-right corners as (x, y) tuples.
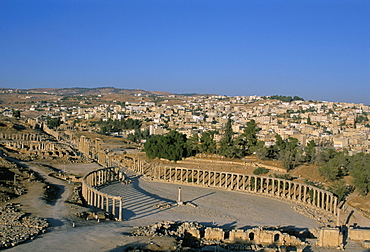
(253, 167), (269, 175)
(273, 173), (293, 180)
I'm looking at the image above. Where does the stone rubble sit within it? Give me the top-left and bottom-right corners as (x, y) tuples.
(292, 204), (335, 226)
(67, 185), (84, 205)
(0, 203), (49, 248)
(152, 203), (172, 209)
(132, 221), (202, 238)
(75, 210), (112, 220)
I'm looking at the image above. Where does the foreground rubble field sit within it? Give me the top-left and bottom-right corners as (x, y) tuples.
(0, 204), (49, 248)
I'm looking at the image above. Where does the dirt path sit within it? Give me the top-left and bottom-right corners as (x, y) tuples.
(4, 159), (79, 227)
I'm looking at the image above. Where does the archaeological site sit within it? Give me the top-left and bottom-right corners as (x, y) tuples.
(0, 109), (370, 251)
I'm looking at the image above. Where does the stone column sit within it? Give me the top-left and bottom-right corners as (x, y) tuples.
(333, 197), (338, 215)
(119, 198), (123, 221)
(91, 190), (95, 206)
(321, 191), (325, 209)
(303, 185), (307, 203)
(224, 173), (228, 189)
(219, 172), (222, 188)
(254, 176), (257, 192)
(94, 192), (98, 207)
(97, 193), (101, 208)
(316, 190), (321, 208)
(177, 187), (183, 205)
(202, 171), (205, 186)
(112, 198), (116, 217)
(326, 193), (330, 211)
(106, 196), (109, 212)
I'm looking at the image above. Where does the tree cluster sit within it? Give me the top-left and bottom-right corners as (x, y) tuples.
(127, 129), (150, 143)
(143, 117), (370, 199)
(264, 95), (304, 102)
(144, 131), (189, 161)
(318, 150), (370, 197)
(218, 118), (260, 158)
(91, 118), (142, 134)
(46, 116), (62, 129)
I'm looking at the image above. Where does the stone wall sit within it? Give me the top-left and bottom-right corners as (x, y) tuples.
(348, 227), (370, 241)
(228, 228), (302, 246)
(316, 227), (343, 248)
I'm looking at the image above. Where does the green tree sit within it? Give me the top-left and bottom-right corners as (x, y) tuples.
(255, 141), (269, 160)
(186, 134), (200, 156)
(12, 110), (21, 118)
(319, 152), (349, 181)
(349, 153), (370, 195)
(144, 130), (188, 162)
(329, 179), (350, 201)
(127, 128), (150, 143)
(218, 116), (236, 158)
(46, 116), (62, 129)
(305, 140), (316, 163)
(199, 131), (217, 154)
(275, 134), (286, 151)
(277, 137), (299, 170)
(237, 119), (260, 155)
(253, 167), (269, 175)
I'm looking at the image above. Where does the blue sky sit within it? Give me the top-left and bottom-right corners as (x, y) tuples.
(1, 0), (369, 104)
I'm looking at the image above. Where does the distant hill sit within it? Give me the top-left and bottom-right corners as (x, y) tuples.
(0, 87), (174, 97)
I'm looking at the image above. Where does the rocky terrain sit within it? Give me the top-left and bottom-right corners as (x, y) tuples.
(0, 203), (49, 248)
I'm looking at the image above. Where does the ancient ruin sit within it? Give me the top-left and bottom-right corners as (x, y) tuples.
(0, 204), (49, 248)
(82, 167), (125, 221)
(1, 119), (369, 250)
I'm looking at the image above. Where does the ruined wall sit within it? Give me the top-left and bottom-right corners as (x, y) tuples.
(41, 123), (59, 140)
(204, 227), (224, 240)
(228, 228), (302, 246)
(348, 227), (370, 241)
(316, 227), (343, 248)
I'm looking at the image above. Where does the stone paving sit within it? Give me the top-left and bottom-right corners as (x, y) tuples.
(100, 169), (319, 229)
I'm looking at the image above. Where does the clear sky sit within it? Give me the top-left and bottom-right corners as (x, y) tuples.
(1, 0), (369, 104)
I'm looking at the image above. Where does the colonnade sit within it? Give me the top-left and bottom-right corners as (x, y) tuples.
(82, 167), (125, 221)
(79, 136), (90, 155)
(130, 158), (338, 215)
(5, 141), (55, 151)
(0, 132), (43, 141)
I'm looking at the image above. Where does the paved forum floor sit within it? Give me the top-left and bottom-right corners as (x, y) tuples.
(100, 169), (319, 229)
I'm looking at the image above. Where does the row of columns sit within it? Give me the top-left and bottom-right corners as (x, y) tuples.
(79, 136), (90, 155)
(5, 141), (56, 151)
(130, 161), (338, 215)
(82, 167), (125, 221)
(0, 132), (43, 141)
